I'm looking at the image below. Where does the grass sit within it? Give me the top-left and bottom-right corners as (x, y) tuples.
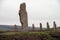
(0, 30), (60, 40)
(0, 31), (49, 35)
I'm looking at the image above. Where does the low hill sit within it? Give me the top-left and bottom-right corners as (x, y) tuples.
(0, 25), (44, 31)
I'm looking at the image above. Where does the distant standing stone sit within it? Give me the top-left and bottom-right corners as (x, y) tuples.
(32, 24), (35, 31)
(53, 21), (57, 30)
(40, 23), (42, 31)
(14, 24), (18, 32)
(46, 22), (50, 30)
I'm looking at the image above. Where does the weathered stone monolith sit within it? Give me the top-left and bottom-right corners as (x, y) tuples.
(46, 22), (50, 30)
(53, 21), (57, 30)
(32, 24), (35, 31)
(40, 23), (42, 31)
(18, 3), (28, 32)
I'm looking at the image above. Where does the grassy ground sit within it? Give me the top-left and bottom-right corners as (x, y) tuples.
(0, 30), (60, 40)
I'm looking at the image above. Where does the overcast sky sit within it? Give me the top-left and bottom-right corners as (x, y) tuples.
(0, 0), (60, 28)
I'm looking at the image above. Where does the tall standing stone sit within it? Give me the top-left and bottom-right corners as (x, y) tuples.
(46, 22), (50, 30)
(32, 24), (35, 31)
(18, 3), (28, 32)
(53, 21), (57, 30)
(40, 23), (42, 31)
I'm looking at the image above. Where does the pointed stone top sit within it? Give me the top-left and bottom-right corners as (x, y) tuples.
(20, 2), (26, 5)
(47, 22), (48, 24)
(53, 21), (55, 23)
(20, 2), (26, 10)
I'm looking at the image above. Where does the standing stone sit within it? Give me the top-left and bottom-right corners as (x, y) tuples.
(46, 22), (50, 30)
(14, 24), (18, 32)
(18, 3), (28, 32)
(53, 21), (57, 30)
(32, 24), (35, 31)
(40, 23), (42, 31)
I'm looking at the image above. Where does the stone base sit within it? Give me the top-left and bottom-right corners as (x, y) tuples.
(22, 27), (28, 32)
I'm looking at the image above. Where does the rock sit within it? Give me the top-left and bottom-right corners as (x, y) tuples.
(32, 24), (35, 31)
(18, 3), (28, 32)
(40, 23), (42, 31)
(53, 21), (57, 30)
(46, 22), (50, 30)
(14, 24), (18, 32)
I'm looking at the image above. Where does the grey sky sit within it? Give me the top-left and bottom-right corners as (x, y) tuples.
(0, 0), (60, 28)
